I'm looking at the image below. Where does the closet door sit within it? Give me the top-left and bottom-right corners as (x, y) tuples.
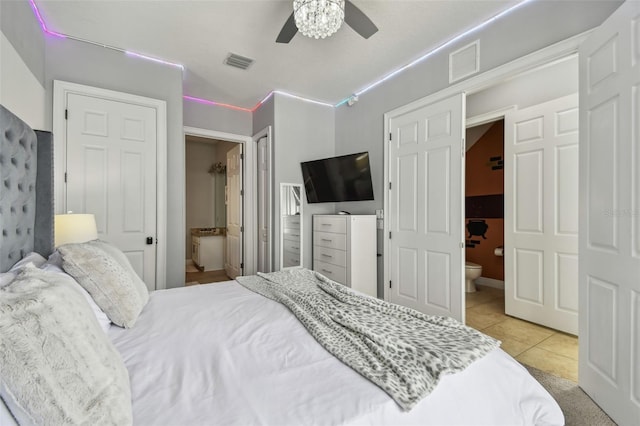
(578, 1), (640, 424)
(388, 93), (465, 321)
(504, 94), (579, 334)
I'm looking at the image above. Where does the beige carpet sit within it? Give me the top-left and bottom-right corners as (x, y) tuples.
(524, 365), (616, 426)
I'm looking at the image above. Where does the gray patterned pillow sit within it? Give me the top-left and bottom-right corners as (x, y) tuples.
(88, 240), (149, 302)
(59, 242), (148, 328)
(0, 266), (132, 425)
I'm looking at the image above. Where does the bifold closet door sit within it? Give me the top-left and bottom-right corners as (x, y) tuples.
(504, 93), (579, 335)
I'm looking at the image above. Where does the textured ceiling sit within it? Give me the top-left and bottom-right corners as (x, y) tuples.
(37, 0), (520, 108)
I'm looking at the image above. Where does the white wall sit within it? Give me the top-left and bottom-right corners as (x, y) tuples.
(273, 94), (336, 270)
(184, 100), (252, 136)
(0, 31), (46, 129)
(0, 0), (46, 130)
(467, 56), (578, 119)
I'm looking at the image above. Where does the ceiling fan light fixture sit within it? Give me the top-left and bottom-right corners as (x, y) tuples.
(293, 0), (345, 40)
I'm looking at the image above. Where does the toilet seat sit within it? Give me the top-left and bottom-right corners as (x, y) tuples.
(465, 261), (481, 269)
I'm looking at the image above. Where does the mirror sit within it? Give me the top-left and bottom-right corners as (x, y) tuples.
(280, 183), (303, 270)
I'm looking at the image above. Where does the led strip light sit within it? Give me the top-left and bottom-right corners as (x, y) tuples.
(29, 0), (534, 111)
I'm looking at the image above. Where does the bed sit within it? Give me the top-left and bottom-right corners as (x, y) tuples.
(0, 104), (564, 425)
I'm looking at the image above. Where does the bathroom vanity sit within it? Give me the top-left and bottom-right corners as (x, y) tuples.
(191, 228), (226, 271)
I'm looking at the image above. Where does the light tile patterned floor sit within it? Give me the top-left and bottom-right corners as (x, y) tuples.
(466, 286), (578, 382)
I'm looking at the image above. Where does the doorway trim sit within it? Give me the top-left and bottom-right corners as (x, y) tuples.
(183, 126), (255, 274)
(252, 126), (273, 272)
(53, 80), (168, 290)
(382, 30), (591, 302)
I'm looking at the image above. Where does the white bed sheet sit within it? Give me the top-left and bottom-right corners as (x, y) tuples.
(108, 280), (564, 426)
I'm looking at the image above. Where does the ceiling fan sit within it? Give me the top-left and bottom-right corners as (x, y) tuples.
(276, 0), (378, 43)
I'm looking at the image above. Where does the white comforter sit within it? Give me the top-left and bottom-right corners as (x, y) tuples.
(108, 280), (564, 426)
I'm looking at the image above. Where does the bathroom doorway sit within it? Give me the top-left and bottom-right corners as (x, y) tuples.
(184, 134), (239, 284)
(463, 56), (580, 381)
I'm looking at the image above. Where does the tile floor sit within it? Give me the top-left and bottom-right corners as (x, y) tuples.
(466, 285), (578, 382)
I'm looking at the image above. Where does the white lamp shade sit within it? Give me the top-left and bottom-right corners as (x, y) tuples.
(54, 214), (98, 247)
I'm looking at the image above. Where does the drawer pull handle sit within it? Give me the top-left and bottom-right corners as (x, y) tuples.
(321, 223), (332, 226)
(291, 233), (299, 237)
(322, 269), (332, 274)
(321, 239), (332, 242)
(321, 254), (333, 258)
(291, 246), (299, 250)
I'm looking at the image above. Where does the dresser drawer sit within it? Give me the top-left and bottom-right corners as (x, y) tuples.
(283, 251), (301, 268)
(313, 231), (347, 250)
(283, 227), (301, 242)
(314, 260), (347, 284)
(314, 216), (347, 234)
(284, 215), (301, 228)
(284, 239), (301, 254)
(313, 246), (346, 267)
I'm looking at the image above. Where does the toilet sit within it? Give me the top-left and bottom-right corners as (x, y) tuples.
(465, 261), (482, 293)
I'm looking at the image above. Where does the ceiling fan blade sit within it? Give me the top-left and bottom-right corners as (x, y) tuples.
(276, 12), (298, 43)
(344, 0), (378, 39)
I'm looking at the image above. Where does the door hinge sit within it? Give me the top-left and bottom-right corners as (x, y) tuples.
(64, 172), (67, 183)
(389, 182), (392, 190)
(65, 109), (68, 120)
(389, 280), (392, 288)
(240, 226), (244, 232)
(389, 132), (392, 141)
(240, 189), (244, 196)
(389, 231), (392, 239)
(460, 242), (464, 248)
(240, 262), (244, 269)
(240, 153), (244, 160)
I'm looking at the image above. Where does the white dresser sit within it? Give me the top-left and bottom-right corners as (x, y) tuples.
(282, 215), (302, 268)
(312, 214), (377, 298)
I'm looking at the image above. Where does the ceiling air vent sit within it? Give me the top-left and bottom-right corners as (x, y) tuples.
(224, 53), (254, 70)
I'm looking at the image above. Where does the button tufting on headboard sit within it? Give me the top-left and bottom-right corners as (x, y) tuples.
(0, 104), (40, 273)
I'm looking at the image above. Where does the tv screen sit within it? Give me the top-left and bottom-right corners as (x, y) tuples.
(301, 152), (374, 203)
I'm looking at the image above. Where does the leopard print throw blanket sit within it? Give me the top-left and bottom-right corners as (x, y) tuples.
(236, 268), (500, 411)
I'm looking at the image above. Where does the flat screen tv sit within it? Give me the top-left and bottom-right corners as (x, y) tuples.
(301, 152), (374, 203)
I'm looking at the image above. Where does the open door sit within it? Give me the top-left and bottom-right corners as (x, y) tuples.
(504, 94), (579, 335)
(225, 144), (243, 279)
(388, 93), (465, 321)
(579, 1), (640, 424)
(256, 136), (271, 273)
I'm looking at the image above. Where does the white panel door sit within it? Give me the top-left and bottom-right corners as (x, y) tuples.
(257, 136), (270, 273)
(579, 1), (640, 424)
(66, 93), (157, 290)
(225, 144), (243, 279)
(389, 93), (465, 321)
(504, 94), (579, 334)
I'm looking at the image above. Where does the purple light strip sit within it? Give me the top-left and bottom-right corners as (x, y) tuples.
(184, 95), (253, 113)
(28, 0), (66, 38)
(338, 0), (535, 106)
(125, 51), (185, 70)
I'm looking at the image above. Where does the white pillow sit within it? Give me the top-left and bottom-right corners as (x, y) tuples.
(8, 252), (46, 272)
(40, 262), (112, 333)
(0, 266), (132, 425)
(59, 242), (149, 328)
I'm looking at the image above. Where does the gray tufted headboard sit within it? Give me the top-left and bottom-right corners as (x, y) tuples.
(0, 105), (54, 272)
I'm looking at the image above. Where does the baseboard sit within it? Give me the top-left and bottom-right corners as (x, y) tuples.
(475, 277), (504, 290)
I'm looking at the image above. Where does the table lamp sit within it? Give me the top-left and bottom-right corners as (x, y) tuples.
(54, 214), (98, 247)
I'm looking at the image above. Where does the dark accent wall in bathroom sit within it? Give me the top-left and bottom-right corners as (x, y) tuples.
(465, 120), (504, 281)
